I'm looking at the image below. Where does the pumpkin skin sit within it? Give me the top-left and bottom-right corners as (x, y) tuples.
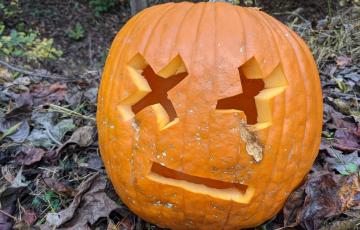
(97, 2), (322, 230)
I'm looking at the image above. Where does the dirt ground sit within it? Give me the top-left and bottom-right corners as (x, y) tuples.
(0, 0), (359, 229)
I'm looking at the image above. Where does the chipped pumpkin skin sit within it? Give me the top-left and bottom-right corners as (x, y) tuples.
(97, 2), (322, 230)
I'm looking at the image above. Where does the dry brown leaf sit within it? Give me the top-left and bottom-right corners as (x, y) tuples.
(15, 147), (45, 166)
(42, 173), (119, 229)
(283, 172), (360, 230)
(43, 178), (75, 197)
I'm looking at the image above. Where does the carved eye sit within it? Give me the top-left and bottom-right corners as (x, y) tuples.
(117, 53), (188, 129)
(216, 58), (288, 130)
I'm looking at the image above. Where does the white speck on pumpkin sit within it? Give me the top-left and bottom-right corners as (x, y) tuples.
(195, 132), (202, 140)
(165, 203), (174, 208)
(153, 201), (161, 206)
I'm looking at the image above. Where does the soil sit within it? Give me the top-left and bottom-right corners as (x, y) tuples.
(15, 0), (131, 75)
(7, 0), (343, 77)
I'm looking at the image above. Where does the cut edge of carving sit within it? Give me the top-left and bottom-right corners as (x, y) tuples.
(118, 53), (187, 130)
(147, 162), (255, 204)
(157, 55), (188, 78)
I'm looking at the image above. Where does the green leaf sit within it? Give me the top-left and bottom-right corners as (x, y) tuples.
(32, 197), (42, 208)
(0, 121), (22, 141)
(345, 163), (358, 174)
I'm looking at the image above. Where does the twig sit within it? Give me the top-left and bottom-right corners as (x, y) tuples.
(46, 128), (63, 145)
(272, 11), (310, 24)
(48, 104), (96, 121)
(0, 59), (74, 80)
(0, 209), (17, 221)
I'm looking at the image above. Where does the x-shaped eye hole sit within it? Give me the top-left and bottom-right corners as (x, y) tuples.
(117, 53), (188, 129)
(216, 58), (288, 130)
(132, 65), (187, 122)
(216, 71), (264, 125)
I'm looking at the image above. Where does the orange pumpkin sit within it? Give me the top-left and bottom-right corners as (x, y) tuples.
(97, 2), (322, 229)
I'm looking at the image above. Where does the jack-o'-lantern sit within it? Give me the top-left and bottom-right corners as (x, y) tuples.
(97, 2), (322, 229)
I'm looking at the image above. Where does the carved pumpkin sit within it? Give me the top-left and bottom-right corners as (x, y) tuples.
(97, 2), (322, 229)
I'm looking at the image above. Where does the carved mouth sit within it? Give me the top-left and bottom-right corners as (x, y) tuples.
(147, 163), (254, 203)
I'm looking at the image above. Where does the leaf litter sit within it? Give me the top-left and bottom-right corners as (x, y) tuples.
(0, 1), (359, 230)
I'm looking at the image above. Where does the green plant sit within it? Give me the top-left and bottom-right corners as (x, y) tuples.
(89, 0), (117, 16)
(289, 10), (360, 70)
(66, 23), (85, 41)
(0, 0), (21, 19)
(44, 191), (61, 212)
(0, 27), (62, 62)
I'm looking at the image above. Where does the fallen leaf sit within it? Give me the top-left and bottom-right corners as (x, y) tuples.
(0, 168), (29, 230)
(31, 82), (67, 106)
(0, 93), (33, 142)
(23, 210), (37, 226)
(26, 129), (53, 148)
(319, 218), (360, 230)
(0, 205), (14, 230)
(15, 209), (37, 227)
(50, 118), (76, 142)
(301, 173), (342, 229)
(334, 129), (360, 152)
(0, 143), (21, 164)
(0, 121), (29, 142)
(283, 172), (360, 229)
(10, 167), (30, 188)
(326, 150), (360, 175)
(15, 147), (45, 165)
(84, 87), (98, 104)
(338, 174), (360, 211)
(283, 183), (306, 227)
(80, 152), (104, 170)
(66, 126), (95, 147)
(56, 126), (96, 154)
(1, 165), (15, 183)
(42, 173), (119, 229)
(336, 56), (352, 67)
(43, 178), (75, 196)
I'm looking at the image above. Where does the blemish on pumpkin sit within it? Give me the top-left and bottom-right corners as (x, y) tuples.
(131, 120), (140, 141)
(239, 121), (263, 162)
(165, 203), (174, 208)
